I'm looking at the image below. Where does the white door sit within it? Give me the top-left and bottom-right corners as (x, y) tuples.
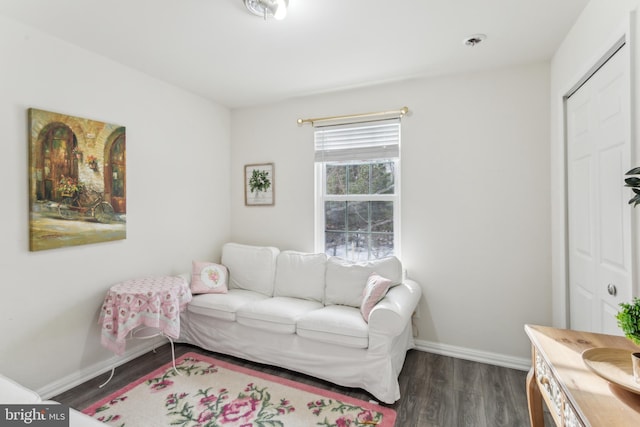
(567, 44), (632, 335)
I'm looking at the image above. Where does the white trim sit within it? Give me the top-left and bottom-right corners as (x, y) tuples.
(564, 38), (626, 100)
(36, 337), (529, 399)
(36, 339), (163, 400)
(314, 162), (324, 254)
(413, 339), (531, 371)
(632, 10), (639, 300)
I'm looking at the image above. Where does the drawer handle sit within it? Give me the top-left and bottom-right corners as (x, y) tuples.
(607, 284), (617, 296)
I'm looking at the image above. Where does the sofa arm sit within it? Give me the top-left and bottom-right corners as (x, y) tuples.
(0, 373), (42, 404)
(368, 279), (422, 336)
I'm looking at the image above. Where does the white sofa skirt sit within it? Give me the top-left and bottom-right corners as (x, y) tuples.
(177, 310), (413, 404)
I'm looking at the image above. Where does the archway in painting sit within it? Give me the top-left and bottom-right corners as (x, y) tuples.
(104, 127), (126, 213)
(34, 123), (78, 202)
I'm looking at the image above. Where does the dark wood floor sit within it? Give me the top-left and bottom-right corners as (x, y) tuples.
(53, 343), (553, 426)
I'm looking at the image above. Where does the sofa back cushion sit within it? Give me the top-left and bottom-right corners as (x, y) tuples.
(221, 242), (279, 296)
(325, 256), (403, 307)
(274, 251), (327, 302)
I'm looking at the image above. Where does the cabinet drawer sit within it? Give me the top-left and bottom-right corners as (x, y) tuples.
(534, 348), (585, 427)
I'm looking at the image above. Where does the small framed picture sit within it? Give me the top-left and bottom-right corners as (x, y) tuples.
(245, 163), (274, 206)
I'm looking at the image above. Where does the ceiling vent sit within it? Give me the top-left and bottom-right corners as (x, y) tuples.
(463, 34), (487, 47)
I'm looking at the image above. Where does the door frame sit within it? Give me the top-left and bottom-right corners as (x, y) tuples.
(558, 13), (637, 328)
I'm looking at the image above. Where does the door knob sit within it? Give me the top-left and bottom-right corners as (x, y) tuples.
(607, 283), (617, 296)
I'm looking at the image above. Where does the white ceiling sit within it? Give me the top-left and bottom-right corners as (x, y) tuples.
(0, 0), (590, 109)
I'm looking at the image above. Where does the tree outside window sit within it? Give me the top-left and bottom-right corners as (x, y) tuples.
(322, 161), (397, 260)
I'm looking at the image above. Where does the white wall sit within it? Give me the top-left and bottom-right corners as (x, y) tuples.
(550, 0), (640, 327)
(0, 14), (231, 395)
(231, 63), (551, 366)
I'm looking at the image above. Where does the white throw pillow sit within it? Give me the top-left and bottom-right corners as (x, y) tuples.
(273, 251), (327, 302)
(221, 243), (279, 297)
(324, 256), (402, 307)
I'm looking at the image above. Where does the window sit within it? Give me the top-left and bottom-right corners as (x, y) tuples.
(315, 119), (400, 261)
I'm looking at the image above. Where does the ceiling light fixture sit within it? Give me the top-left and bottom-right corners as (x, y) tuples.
(244, 0), (288, 20)
(463, 34), (487, 47)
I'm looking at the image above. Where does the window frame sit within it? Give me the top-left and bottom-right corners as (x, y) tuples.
(314, 126), (401, 261)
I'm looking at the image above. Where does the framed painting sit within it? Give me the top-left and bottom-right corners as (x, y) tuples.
(28, 108), (127, 251)
(244, 163), (274, 206)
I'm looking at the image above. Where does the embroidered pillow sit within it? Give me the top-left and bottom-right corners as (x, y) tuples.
(191, 261), (228, 294)
(360, 273), (394, 322)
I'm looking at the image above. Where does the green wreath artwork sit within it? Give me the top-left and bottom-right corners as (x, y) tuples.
(245, 163), (274, 206)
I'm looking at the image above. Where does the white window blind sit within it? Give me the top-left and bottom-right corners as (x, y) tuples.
(314, 119), (400, 162)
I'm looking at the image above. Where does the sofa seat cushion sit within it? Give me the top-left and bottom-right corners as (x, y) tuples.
(236, 297), (323, 334)
(296, 305), (369, 349)
(187, 289), (268, 321)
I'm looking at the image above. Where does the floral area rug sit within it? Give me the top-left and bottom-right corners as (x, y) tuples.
(82, 352), (396, 426)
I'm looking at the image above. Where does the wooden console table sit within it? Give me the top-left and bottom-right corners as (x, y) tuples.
(525, 324), (640, 426)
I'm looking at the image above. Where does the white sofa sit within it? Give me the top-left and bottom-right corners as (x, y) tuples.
(0, 373), (104, 426)
(177, 242), (422, 404)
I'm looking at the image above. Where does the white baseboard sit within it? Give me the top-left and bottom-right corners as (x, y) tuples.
(37, 339), (162, 400)
(37, 338), (529, 399)
(413, 339), (531, 371)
